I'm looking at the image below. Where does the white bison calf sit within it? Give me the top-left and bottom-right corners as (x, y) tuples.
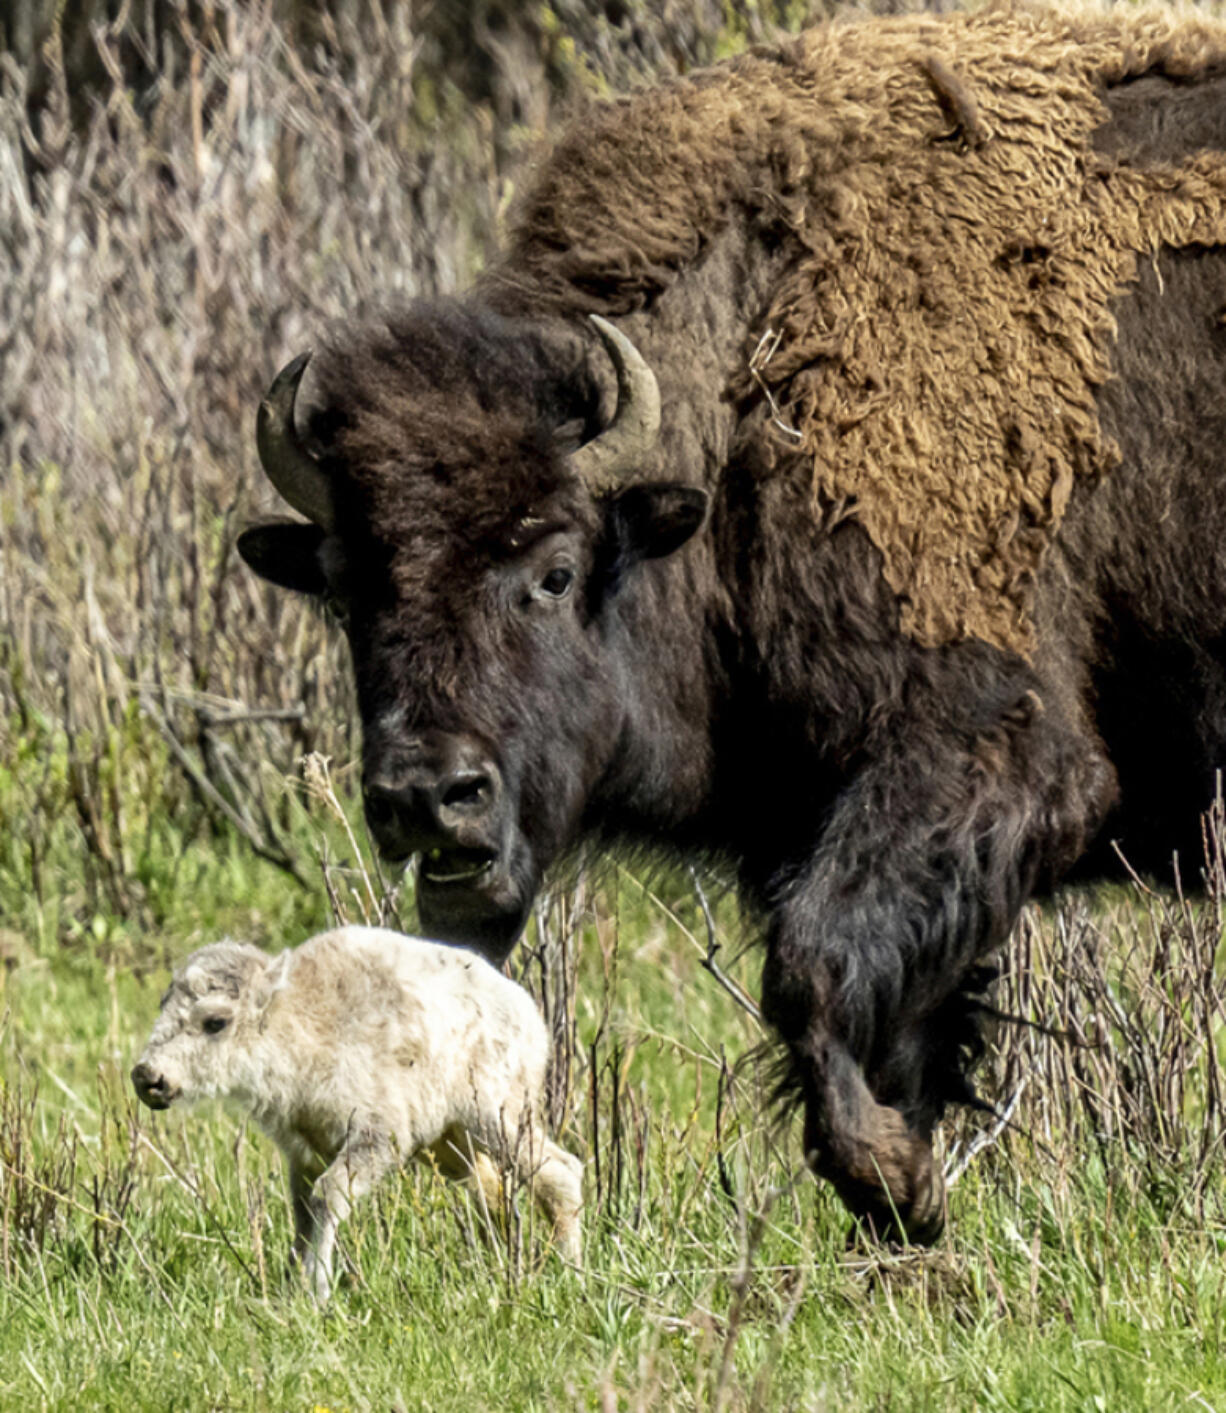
(131, 925), (582, 1302)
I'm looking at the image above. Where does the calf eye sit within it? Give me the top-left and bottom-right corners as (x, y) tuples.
(202, 1015), (229, 1035)
(539, 567), (574, 599)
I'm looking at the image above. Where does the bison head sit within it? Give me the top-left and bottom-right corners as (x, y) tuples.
(239, 304), (707, 963)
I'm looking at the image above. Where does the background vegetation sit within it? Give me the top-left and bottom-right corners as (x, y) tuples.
(2, 2), (1226, 1408)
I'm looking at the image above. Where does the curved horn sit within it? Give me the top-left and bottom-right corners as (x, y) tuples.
(256, 351), (336, 531)
(571, 315), (661, 484)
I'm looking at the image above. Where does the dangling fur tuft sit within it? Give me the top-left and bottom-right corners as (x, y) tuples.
(487, 4), (1226, 655)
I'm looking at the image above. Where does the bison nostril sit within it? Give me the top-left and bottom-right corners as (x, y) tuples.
(441, 772), (492, 813)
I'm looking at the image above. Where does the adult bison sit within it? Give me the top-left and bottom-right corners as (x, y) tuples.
(238, 6), (1226, 1241)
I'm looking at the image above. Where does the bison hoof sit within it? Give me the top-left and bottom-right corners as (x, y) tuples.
(814, 1112), (947, 1246)
(847, 1188), (946, 1247)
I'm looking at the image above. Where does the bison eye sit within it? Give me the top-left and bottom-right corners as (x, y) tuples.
(539, 567), (574, 599)
(202, 1015), (230, 1035)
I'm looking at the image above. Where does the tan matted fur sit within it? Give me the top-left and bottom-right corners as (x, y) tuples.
(497, 3), (1226, 654)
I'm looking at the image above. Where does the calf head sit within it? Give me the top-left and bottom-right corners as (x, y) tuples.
(239, 304), (707, 963)
(131, 942), (285, 1109)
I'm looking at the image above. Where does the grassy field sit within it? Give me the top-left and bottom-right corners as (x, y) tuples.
(1, 777), (1226, 1411)
(5, 3), (1226, 1408)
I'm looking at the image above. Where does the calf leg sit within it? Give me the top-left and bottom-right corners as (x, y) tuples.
(287, 1161), (316, 1267)
(425, 1128), (508, 1239)
(300, 1129), (396, 1304)
(432, 1124), (583, 1263)
(517, 1130), (583, 1264)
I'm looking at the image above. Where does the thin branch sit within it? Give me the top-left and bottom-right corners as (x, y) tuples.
(614, 864), (762, 1025)
(689, 866), (764, 1024)
(299, 752), (381, 923)
(748, 328), (803, 442)
(944, 1073), (1030, 1188)
(200, 707), (306, 729)
(140, 694), (308, 885)
(136, 1131), (261, 1289)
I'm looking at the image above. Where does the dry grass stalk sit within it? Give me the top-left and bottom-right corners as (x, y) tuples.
(947, 788), (1226, 1222)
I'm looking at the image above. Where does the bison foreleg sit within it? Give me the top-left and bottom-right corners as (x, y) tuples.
(760, 708), (1114, 1242)
(791, 1032), (947, 1243)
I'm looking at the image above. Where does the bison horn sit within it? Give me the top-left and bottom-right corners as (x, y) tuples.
(571, 315), (661, 484)
(256, 351), (336, 532)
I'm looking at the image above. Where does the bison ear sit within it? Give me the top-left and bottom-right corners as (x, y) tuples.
(237, 522), (327, 596)
(602, 483), (709, 578)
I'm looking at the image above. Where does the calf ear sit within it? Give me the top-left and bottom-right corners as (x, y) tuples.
(598, 483), (709, 592)
(254, 951), (291, 1019)
(237, 523), (327, 596)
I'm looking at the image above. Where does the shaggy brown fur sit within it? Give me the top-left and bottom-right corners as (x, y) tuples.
(485, 3), (1226, 654)
(240, 4), (1226, 1246)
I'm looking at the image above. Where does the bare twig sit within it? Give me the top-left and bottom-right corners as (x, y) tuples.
(944, 1073), (1030, 1188)
(299, 751), (385, 924)
(748, 328), (803, 442)
(140, 694), (308, 885)
(689, 867), (764, 1024)
(136, 1130), (261, 1289)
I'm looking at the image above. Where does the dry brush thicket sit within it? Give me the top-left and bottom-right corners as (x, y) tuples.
(0, 0), (809, 917)
(1, 0), (1225, 1250)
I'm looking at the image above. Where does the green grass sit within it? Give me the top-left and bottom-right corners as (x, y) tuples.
(2, 798), (1226, 1412)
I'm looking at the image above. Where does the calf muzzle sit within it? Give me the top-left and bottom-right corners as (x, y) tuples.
(130, 1061), (177, 1110)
